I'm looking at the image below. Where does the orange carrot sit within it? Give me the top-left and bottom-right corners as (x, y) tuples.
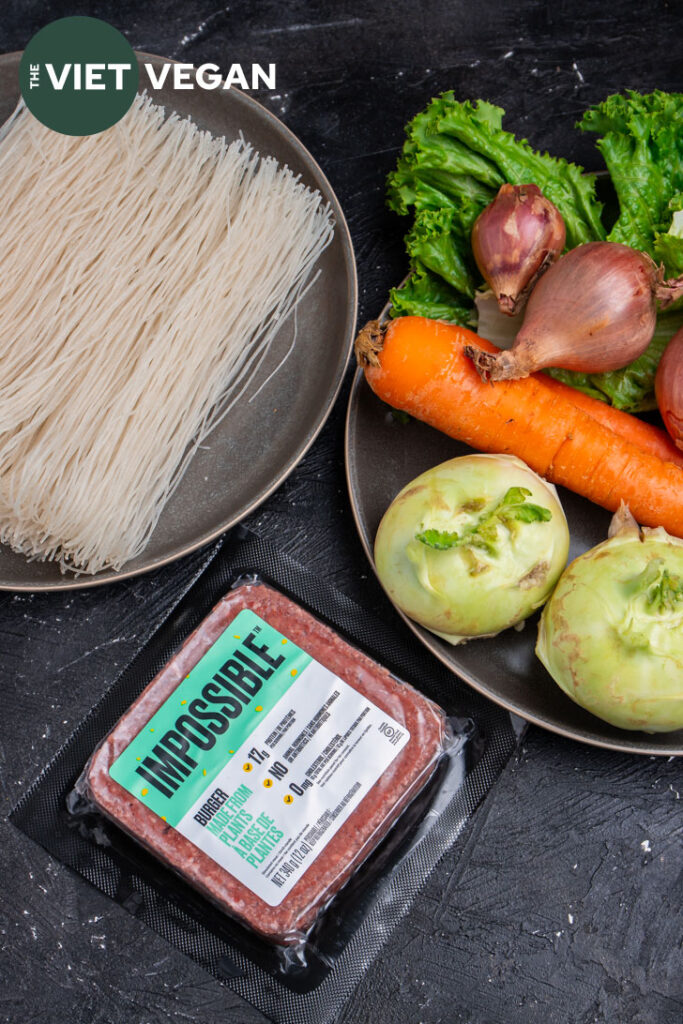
(539, 374), (683, 469)
(357, 316), (683, 538)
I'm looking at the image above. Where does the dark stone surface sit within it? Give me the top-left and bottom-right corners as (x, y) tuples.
(1, 2), (682, 1023)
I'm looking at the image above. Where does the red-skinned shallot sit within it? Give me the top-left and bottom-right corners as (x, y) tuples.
(466, 241), (683, 382)
(655, 326), (683, 450)
(471, 183), (566, 316)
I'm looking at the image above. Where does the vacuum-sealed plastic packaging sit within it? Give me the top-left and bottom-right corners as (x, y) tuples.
(76, 580), (449, 949)
(11, 529), (517, 1024)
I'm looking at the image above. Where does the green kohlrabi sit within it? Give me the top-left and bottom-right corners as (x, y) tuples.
(374, 454), (569, 645)
(537, 505), (683, 732)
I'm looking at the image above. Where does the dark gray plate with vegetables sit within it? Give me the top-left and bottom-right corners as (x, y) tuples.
(346, 368), (683, 755)
(346, 89), (683, 755)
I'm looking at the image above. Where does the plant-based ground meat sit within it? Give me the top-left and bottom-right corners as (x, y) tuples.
(83, 582), (447, 945)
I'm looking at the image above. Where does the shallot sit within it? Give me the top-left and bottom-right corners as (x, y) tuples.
(471, 184), (566, 316)
(466, 241), (683, 382)
(655, 326), (683, 450)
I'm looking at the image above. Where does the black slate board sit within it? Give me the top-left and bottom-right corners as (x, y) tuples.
(2, 2), (683, 1023)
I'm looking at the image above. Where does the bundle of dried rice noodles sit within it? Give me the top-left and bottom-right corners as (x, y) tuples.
(0, 94), (334, 574)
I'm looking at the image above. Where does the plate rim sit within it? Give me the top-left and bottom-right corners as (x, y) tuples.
(345, 358), (683, 758)
(0, 50), (358, 592)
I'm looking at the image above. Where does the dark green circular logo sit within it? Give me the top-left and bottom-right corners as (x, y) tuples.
(20, 17), (139, 136)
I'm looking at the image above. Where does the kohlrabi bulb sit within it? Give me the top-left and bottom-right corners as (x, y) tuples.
(374, 453), (569, 644)
(537, 504), (683, 732)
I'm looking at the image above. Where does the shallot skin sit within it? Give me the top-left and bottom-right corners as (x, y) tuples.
(655, 327), (683, 450)
(467, 242), (660, 381)
(471, 183), (566, 317)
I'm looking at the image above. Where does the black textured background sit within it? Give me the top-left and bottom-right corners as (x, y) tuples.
(1, 3), (682, 1023)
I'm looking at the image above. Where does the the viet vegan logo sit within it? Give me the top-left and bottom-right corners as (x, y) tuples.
(20, 17), (139, 135)
(20, 16), (277, 137)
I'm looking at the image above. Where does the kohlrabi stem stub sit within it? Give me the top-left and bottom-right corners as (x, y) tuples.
(416, 486), (551, 557)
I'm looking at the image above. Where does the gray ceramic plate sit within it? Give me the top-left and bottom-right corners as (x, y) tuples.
(346, 334), (683, 756)
(0, 52), (357, 591)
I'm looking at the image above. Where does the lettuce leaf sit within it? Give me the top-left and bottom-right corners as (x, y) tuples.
(388, 94), (602, 248)
(552, 90), (683, 407)
(579, 90), (683, 270)
(389, 262), (474, 324)
(655, 203), (683, 277)
(436, 99), (604, 248)
(405, 207), (477, 297)
(387, 93), (604, 324)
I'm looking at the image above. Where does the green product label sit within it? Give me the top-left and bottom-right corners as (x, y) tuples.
(20, 17), (139, 136)
(109, 609), (311, 826)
